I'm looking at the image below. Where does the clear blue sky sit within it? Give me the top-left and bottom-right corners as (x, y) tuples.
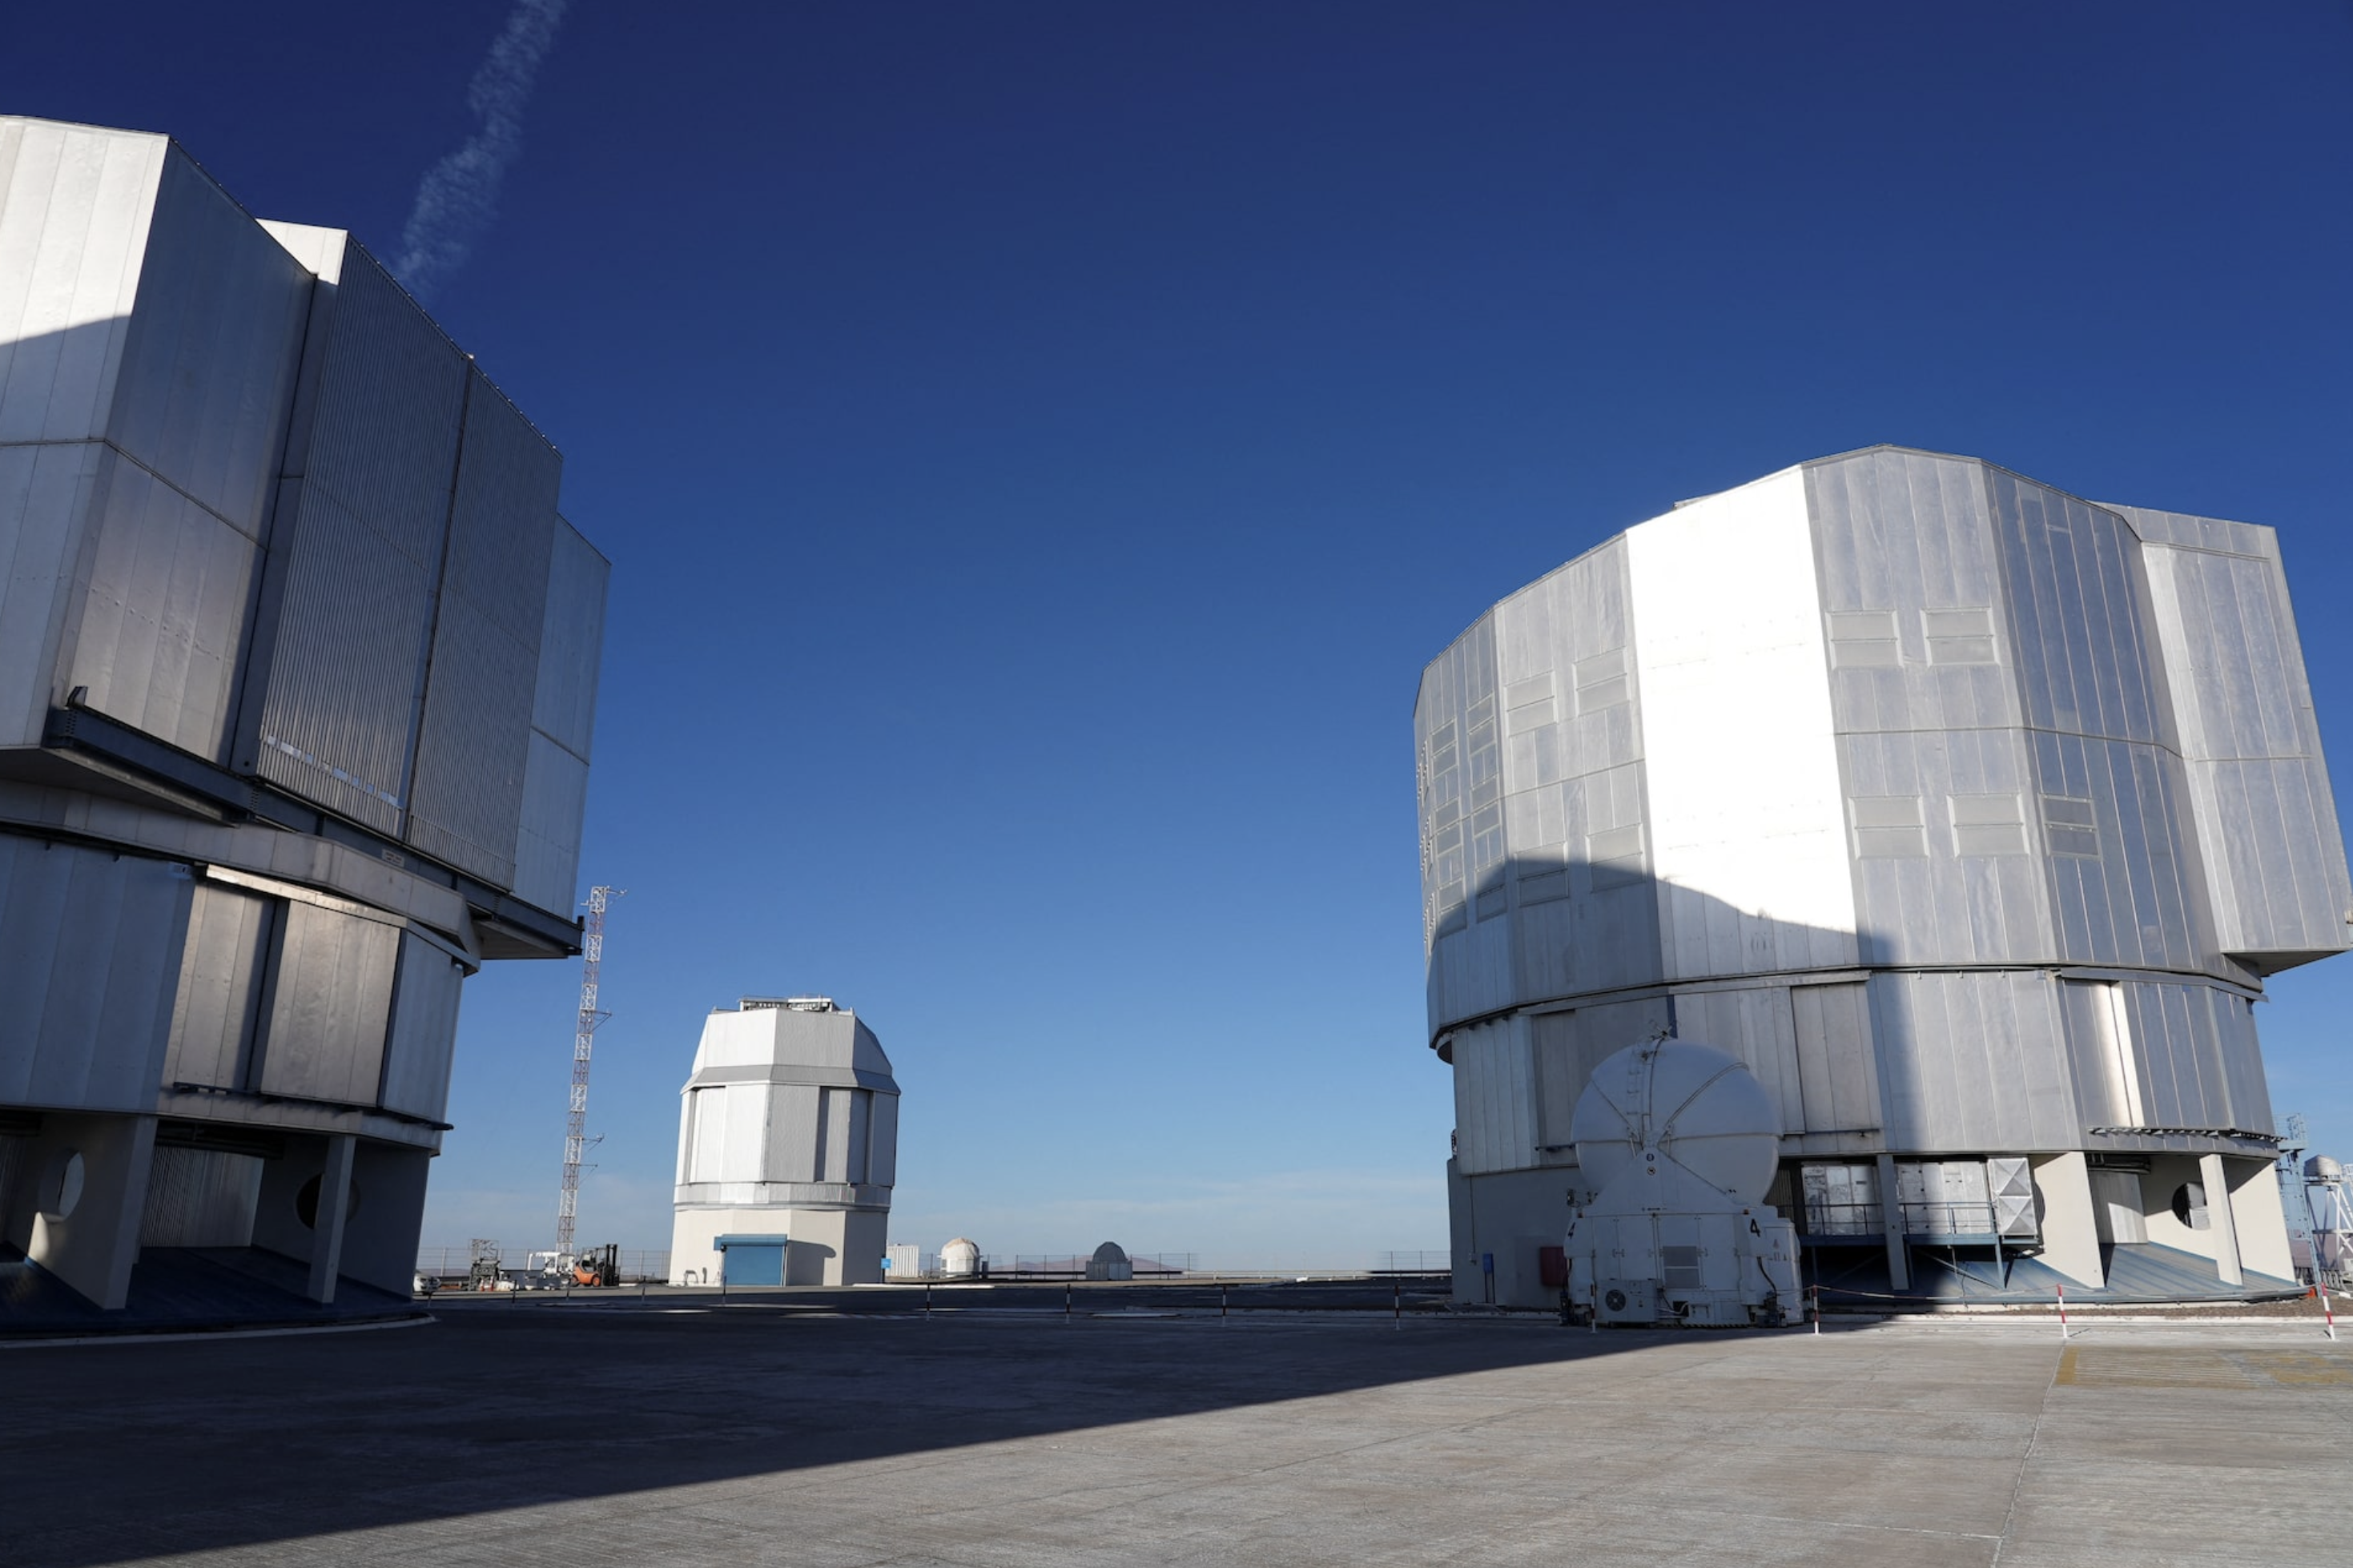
(9, 3), (2351, 1263)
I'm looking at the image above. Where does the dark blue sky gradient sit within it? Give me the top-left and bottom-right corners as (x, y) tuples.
(8, 2), (2350, 1258)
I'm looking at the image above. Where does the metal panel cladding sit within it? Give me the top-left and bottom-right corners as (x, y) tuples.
(105, 148), (309, 540)
(0, 119), (164, 445)
(0, 119), (166, 746)
(2125, 504), (2353, 969)
(254, 899), (398, 1106)
(509, 517), (608, 915)
(404, 370), (558, 887)
(250, 243), (467, 834)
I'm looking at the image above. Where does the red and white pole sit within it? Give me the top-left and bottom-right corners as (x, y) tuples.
(2322, 1285), (2338, 1343)
(2056, 1281), (2069, 1341)
(1811, 1283), (1820, 1336)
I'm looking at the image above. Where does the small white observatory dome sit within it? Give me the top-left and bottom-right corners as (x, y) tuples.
(1569, 1037), (1780, 1201)
(941, 1237), (980, 1277)
(2308, 1155), (2345, 1182)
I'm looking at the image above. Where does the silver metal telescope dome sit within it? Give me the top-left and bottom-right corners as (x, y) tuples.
(1569, 1038), (1781, 1202)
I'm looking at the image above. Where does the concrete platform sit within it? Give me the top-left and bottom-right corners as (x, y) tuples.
(4, 1299), (2344, 1566)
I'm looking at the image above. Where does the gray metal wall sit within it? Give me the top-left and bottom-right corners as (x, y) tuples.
(405, 373), (558, 885)
(510, 518), (606, 915)
(0, 835), (191, 1113)
(1422, 447), (2344, 1176)
(247, 243), (468, 836)
(2125, 505), (2353, 969)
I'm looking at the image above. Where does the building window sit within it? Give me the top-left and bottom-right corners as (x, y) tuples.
(1851, 795), (1928, 858)
(1923, 607), (1998, 665)
(1828, 610), (1900, 668)
(2043, 794), (2100, 858)
(1950, 793), (2027, 855)
(1574, 649), (1630, 713)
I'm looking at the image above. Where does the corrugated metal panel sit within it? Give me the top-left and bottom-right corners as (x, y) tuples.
(0, 119), (163, 444)
(1985, 472), (2166, 746)
(290, 244), (466, 563)
(1838, 726), (2051, 967)
(139, 1145), (260, 1246)
(250, 243), (465, 832)
(845, 1088), (873, 1184)
(720, 1083), (766, 1183)
(66, 449), (263, 761)
(767, 1083), (821, 1181)
(510, 730), (589, 915)
(689, 1085), (726, 1181)
(1868, 969), (2076, 1152)
(0, 834), (190, 1111)
(255, 899), (397, 1105)
(819, 1087), (855, 1182)
(404, 594), (533, 885)
(2028, 730), (2206, 971)
(377, 930), (464, 1120)
(1629, 469), (1856, 983)
(1808, 450), (2019, 740)
(162, 881), (273, 1090)
(2135, 524), (2352, 964)
(0, 441), (105, 746)
(443, 372), (558, 641)
(531, 517), (607, 757)
(867, 1092), (899, 1188)
(1792, 981), (1880, 1135)
(1450, 1015), (1537, 1176)
(105, 147), (308, 538)
(250, 483), (436, 834)
(1675, 987), (1805, 1136)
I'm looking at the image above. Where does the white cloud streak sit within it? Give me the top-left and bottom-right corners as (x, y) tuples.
(392, 0), (571, 300)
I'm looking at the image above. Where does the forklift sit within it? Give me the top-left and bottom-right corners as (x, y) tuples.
(569, 1244), (621, 1287)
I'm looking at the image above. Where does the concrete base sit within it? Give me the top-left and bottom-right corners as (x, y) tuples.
(1449, 1160), (1579, 1308)
(670, 1203), (888, 1286)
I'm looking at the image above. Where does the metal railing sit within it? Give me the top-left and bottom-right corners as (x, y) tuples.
(416, 1246), (671, 1284)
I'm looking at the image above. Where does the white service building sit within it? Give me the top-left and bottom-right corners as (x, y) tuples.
(670, 998), (900, 1286)
(1418, 448), (2347, 1308)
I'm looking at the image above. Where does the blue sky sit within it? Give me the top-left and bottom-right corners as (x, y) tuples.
(9, 3), (2351, 1263)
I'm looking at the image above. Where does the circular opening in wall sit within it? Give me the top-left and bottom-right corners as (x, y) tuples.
(296, 1176), (363, 1231)
(38, 1149), (85, 1222)
(2171, 1182), (2210, 1231)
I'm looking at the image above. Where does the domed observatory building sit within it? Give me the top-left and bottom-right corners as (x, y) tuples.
(670, 999), (899, 1286)
(0, 119), (607, 1323)
(1418, 448), (2348, 1308)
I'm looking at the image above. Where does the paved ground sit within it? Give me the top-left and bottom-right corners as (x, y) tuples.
(7, 1295), (2347, 1567)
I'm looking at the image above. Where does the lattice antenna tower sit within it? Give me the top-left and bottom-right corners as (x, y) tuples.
(556, 885), (621, 1258)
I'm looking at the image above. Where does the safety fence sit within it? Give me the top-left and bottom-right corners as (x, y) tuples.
(416, 1245), (671, 1284)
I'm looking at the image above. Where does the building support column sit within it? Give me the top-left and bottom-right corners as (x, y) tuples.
(2222, 1155), (2294, 1282)
(23, 1114), (158, 1311)
(306, 1134), (356, 1305)
(2199, 1152), (2244, 1288)
(2029, 1152), (2104, 1289)
(1875, 1152), (1910, 1291)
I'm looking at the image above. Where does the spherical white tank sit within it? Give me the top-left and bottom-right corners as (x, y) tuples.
(1569, 1038), (1781, 1202)
(941, 1237), (980, 1277)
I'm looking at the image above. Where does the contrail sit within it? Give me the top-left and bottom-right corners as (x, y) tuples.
(392, 0), (572, 300)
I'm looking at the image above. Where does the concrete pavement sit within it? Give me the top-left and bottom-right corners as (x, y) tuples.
(6, 1300), (2344, 1566)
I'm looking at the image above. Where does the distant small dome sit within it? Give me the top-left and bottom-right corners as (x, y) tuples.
(941, 1237), (979, 1277)
(2309, 1155), (2346, 1182)
(1570, 1038), (1780, 1202)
